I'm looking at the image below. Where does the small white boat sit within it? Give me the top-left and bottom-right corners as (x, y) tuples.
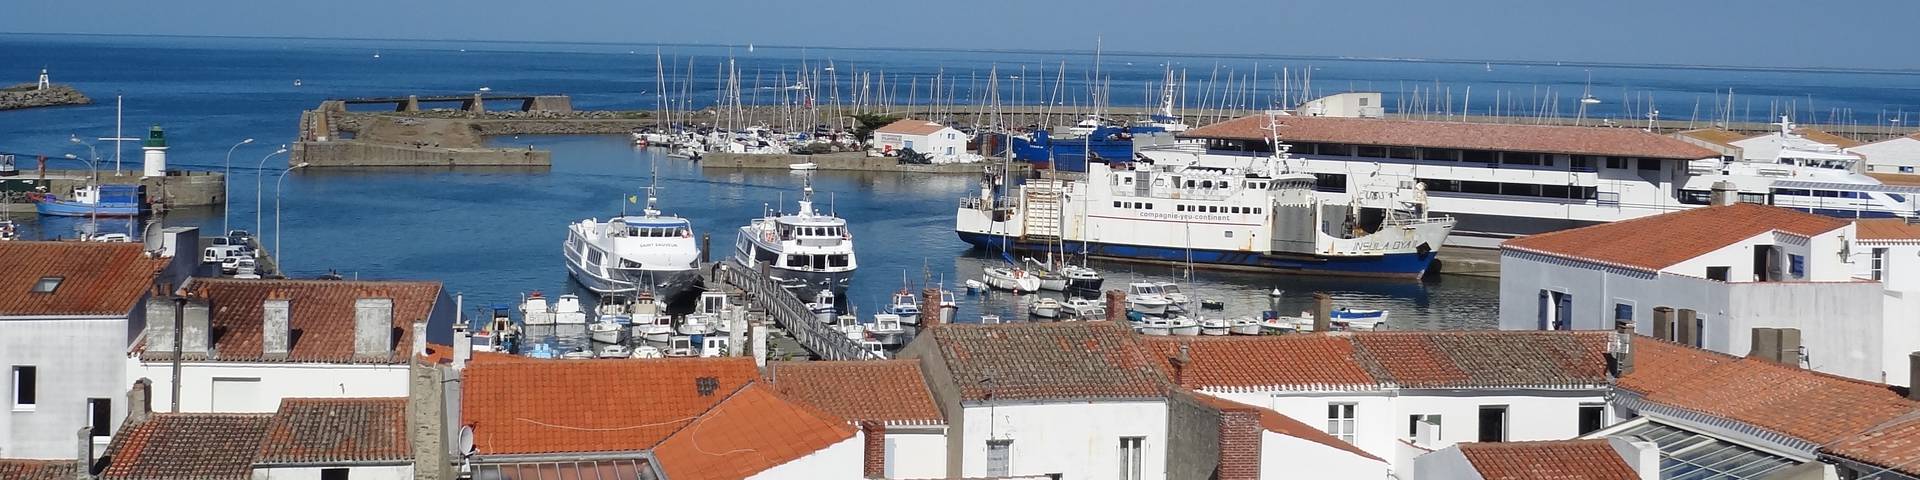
(867, 313), (907, 346)
(788, 162), (818, 171)
(1059, 264), (1104, 295)
(1155, 283), (1190, 313)
(701, 336), (729, 357)
(630, 345), (665, 359)
(589, 320), (623, 343)
(964, 279), (988, 293)
(980, 314), (1002, 324)
(1060, 297), (1107, 320)
(679, 313), (718, 335)
(860, 339), (887, 359)
(633, 314), (674, 344)
(1134, 317), (1172, 336)
(560, 350), (594, 360)
(1199, 317), (1230, 336)
(521, 293), (555, 326)
(665, 336), (696, 357)
(834, 314), (864, 340)
(553, 294), (588, 325)
(1126, 283), (1171, 316)
(1167, 316), (1201, 336)
(883, 290), (921, 325)
(1028, 297), (1062, 319)
(1024, 258), (1069, 291)
(1229, 317), (1262, 335)
(807, 290), (837, 324)
(939, 289), (959, 321)
(598, 344), (632, 358)
(1331, 308), (1389, 331)
(983, 266), (1042, 293)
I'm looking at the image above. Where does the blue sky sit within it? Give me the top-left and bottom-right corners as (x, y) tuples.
(4, 0), (1916, 70)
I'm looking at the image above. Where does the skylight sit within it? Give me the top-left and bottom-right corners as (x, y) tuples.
(30, 276), (62, 294)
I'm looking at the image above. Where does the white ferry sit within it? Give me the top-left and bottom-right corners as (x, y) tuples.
(563, 189), (701, 299)
(957, 117), (1456, 278)
(733, 175), (858, 300)
(1155, 112), (1916, 248)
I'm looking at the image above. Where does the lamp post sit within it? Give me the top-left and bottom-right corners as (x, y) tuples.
(222, 138), (255, 235)
(274, 162), (309, 276)
(254, 146), (289, 237)
(68, 136), (99, 184)
(62, 153), (102, 226)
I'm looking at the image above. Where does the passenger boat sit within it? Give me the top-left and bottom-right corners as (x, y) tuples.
(563, 187), (700, 299)
(31, 184), (144, 217)
(1028, 297), (1062, 319)
(1060, 297), (1107, 320)
(958, 118), (1455, 278)
(733, 175), (857, 301)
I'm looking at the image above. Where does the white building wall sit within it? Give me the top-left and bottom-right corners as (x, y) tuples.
(747, 434), (865, 479)
(1498, 252), (1731, 336)
(1207, 391), (1393, 468)
(1396, 391), (1611, 448)
(1861, 241), (1920, 386)
(1, 316), (130, 459)
(127, 362), (409, 413)
(1410, 446), (1483, 480)
(1724, 282), (1885, 382)
(875, 128), (969, 159)
(1260, 430), (1388, 479)
(885, 429), (947, 479)
(252, 464), (412, 480)
(1850, 137), (1920, 174)
(958, 401), (1167, 479)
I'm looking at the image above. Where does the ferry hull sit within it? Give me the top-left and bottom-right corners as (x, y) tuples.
(959, 232), (1436, 278)
(764, 266), (853, 303)
(564, 262), (700, 300)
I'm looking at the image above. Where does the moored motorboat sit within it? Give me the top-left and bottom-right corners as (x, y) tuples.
(1199, 317), (1230, 336)
(1155, 282), (1190, 313)
(679, 313), (718, 335)
(866, 313), (907, 347)
(732, 174), (857, 301)
(1167, 316), (1201, 336)
(630, 345), (665, 359)
(634, 313), (673, 343)
(1134, 317), (1172, 336)
(521, 293), (555, 326)
(1059, 264), (1104, 297)
(1028, 297), (1062, 319)
(30, 184), (145, 217)
(598, 344), (633, 358)
(807, 290), (837, 324)
(552, 294), (588, 325)
(1126, 283), (1171, 316)
(1228, 317), (1262, 335)
(882, 289), (921, 325)
(1060, 297), (1107, 320)
(589, 320), (623, 343)
(982, 265), (1041, 293)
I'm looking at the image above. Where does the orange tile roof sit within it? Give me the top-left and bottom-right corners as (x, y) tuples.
(652, 383), (857, 480)
(875, 118), (950, 136)
(1822, 413), (1920, 476)
(256, 397), (409, 465)
(1855, 218), (1920, 242)
(101, 414), (272, 480)
(1624, 340), (1920, 445)
(461, 357), (761, 455)
(1182, 114), (1718, 160)
(1457, 439), (1639, 480)
(766, 360), (945, 425)
(1502, 203), (1849, 272)
(0, 460), (80, 480)
(1351, 331), (1612, 389)
(1675, 128), (1753, 148)
(917, 322), (1171, 402)
(1140, 335), (1377, 390)
(146, 278), (443, 364)
(0, 241), (169, 317)
(1189, 393), (1382, 461)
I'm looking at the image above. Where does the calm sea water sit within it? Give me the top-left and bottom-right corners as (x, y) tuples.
(3, 34), (1913, 329)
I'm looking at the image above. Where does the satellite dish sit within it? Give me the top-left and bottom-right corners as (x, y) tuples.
(457, 425), (477, 456)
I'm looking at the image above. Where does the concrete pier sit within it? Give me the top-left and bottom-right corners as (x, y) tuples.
(0, 170), (226, 213)
(292, 141), (550, 168)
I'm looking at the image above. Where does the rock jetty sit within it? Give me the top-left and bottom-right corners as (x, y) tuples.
(0, 83), (91, 111)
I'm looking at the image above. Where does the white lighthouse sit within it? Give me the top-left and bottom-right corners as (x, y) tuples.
(37, 67), (50, 90)
(141, 125), (167, 178)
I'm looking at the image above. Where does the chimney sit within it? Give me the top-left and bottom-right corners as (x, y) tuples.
(1171, 344), (1192, 386)
(1608, 332), (1635, 378)
(1652, 307), (1674, 341)
(1777, 328), (1802, 367)
(1217, 406), (1263, 480)
(920, 287), (944, 326)
(750, 320), (769, 368)
(75, 427), (92, 474)
(1709, 180), (1738, 206)
(1749, 327), (1780, 363)
(1312, 292), (1333, 333)
(1627, 440), (1661, 480)
(145, 296), (178, 355)
(726, 307), (746, 357)
(181, 297), (212, 355)
(354, 297), (395, 360)
(860, 421), (887, 479)
(262, 293), (291, 360)
(1676, 309), (1699, 347)
(1105, 289), (1127, 323)
(126, 378), (152, 424)
(1909, 352), (1920, 401)
(453, 322), (473, 370)
(412, 321), (429, 357)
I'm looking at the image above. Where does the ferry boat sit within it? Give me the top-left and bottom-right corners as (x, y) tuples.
(562, 188), (701, 299)
(30, 184), (144, 217)
(1156, 113), (1914, 248)
(958, 118), (1456, 278)
(732, 175), (858, 300)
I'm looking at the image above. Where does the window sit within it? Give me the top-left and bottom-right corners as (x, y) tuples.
(1636, 158), (1661, 171)
(1707, 266), (1730, 282)
(1224, 231), (1233, 238)
(1571, 156), (1595, 171)
(321, 468), (349, 480)
(1904, 166), (1916, 174)
(1788, 254), (1805, 279)
(30, 276), (61, 294)
(1478, 405), (1508, 442)
(1462, 150), (1497, 163)
(1578, 403), (1606, 435)
(1407, 414), (1442, 442)
(1872, 248), (1887, 281)
(11, 366), (34, 410)
(1118, 436), (1145, 480)
(1614, 302), (1634, 324)
(89, 398), (111, 437)
(1606, 157), (1627, 169)
(986, 439), (1012, 476)
(1326, 403), (1357, 444)
(1176, 205), (1186, 212)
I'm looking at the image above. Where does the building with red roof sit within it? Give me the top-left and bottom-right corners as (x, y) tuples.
(765, 360), (948, 479)
(1413, 438), (1655, 480)
(86, 384), (415, 480)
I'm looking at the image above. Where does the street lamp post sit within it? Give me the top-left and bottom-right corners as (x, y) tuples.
(61, 153), (102, 227)
(68, 136), (99, 184)
(222, 138), (255, 235)
(274, 162), (310, 276)
(254, 146), (289, 237)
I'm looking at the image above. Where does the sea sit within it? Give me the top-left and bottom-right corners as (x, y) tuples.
(2, 33), (1916, 331)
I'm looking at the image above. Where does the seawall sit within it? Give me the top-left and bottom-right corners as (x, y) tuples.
(0, 84), (90, 111)
(0, 170), (225, 213)
(702, 152), (1015, 174)
(293, 140), (550, 168)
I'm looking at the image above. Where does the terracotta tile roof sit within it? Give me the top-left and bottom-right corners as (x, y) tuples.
(100, 414), (271, 480)
(874, 118), (950, 136)
(461, 357), (761, 455)
(1868, 172), (1920, 186)
(1139, 335), (1377, 390)
(1182, 114), (1718, 160)
(1350, 331), (1612, 389)
(765, 360), (945, 425)
(1625, 340), (1920, 445)
(1794, 128), (1863, 148)
(917, 322), (1170, 402)
(0, 241), (168, 317)
(1502, 203), (1849, 272)
(1855, 218), (1920, 242)
(1189, 393), (1382, 462)
(0, 459), (81, 480)
(1822, 413), (1920, 476)
(144, 278), (442, 364)
(1457, 439), (1639, 480)
(652, 383), (857, 480)
(255, 397), (409, 465)
(1675, 128), (1753, 148)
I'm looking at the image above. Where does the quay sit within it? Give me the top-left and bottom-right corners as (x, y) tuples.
(702, 151), (1023, 174)
(0, 168), (225, 213)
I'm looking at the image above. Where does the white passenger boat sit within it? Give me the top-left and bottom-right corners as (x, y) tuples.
(563, 187), (701, 299)
(733, 175), (857, 300)
(1028, 297), (1063, 319)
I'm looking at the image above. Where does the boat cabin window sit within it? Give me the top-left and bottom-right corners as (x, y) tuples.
(787, 255), (808, 268)
(829, 255), (849, 268)
(754, 246), (778, 264)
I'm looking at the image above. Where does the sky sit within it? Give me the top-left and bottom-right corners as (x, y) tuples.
(4, 0), (1918, 70)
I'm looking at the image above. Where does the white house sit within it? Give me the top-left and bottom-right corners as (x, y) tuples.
(1727, 123), (1862, 165)
(1142, 331), (1617, 477)
(1297, 92), (1385, 118)
(764, 360), (948, 479)
(872, 119), (968, 159)
(1850, 132), (1920, 175)
(1853, 218), (1920, 387)
(0, 237), (193, 459)
(127, 278), (453, 413)
(1411, 438), (1656, 480)
(1497, 202), (1909, 383)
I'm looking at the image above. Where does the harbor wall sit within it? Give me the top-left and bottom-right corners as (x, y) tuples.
(0, 170), (224, 212)
(293, 140), (550, 168)
(703, 152), (1006, 174)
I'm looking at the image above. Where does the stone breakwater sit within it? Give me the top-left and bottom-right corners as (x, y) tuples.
(0, 84), (91, 111)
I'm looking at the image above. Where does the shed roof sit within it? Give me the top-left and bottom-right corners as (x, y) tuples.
(917, 322), (1170, 402)
(765, 360), (945, 425)
(0, 241), (169, 317)
(461, 357), (761, 455)
(875, 118), (951, 136)
(255, 397), (409, 465)
(100, 414), (272, 480)
(1182, 114), (1718, 160)
(1501, 203), (1848, 272)
(1458, 439), (1639, 480)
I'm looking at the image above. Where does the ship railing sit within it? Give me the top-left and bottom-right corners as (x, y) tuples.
(958, 196), (1020, 210)
(1383, 215), (1458, 228)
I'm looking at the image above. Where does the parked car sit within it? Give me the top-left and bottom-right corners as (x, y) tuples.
(226, 230), (254, 247)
